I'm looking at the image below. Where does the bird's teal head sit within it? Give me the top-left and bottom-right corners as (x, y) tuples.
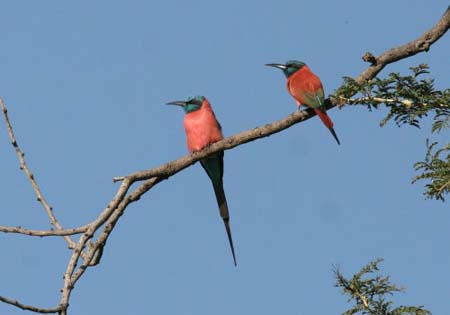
(265, 60), (306, 78)
(166, 95), (205, 113)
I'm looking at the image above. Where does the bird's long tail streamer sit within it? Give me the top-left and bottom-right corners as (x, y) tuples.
(213, 183), (237, 266)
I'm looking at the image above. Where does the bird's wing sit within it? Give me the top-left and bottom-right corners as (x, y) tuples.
(300, 87), (325, 110)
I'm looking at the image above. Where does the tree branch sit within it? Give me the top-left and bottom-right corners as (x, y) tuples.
(0, 98), (76, 249)
(58, 179), (132, 314)
(0, 295), (61, 314)
(338, 96), (449, 108)
(71, 177), (160, 284)
(113, 6), (450, 186)
(0, 225), (89, 237)
(53, 6), (450, 314)
(115, 107), (318, 183)
(354, 5), (450, 84)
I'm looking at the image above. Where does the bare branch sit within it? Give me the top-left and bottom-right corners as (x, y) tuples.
(114, 6), (450, 186)
(0, 225), (89, 236)
(116, 107), (318, 183)
(355, 5), (450, 84)
(65, 6), (450, 310)
(0, 295), (61, 314)
(58, 179), (132, 313)
(0, 98), (76, 249)
(72, 177), (160, 282)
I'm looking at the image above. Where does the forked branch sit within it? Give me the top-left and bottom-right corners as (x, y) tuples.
(0, 99), (77, 249)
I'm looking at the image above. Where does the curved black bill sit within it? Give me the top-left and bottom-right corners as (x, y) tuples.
(166, 101), (187, 106)
(265, 63), (287, 70)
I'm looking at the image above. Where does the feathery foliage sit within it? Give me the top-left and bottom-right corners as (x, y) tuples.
(334, 259), (430, 315)
(413, 140), (450, 201)
(334, 65), (450, 201)
(335, 64), (450, 128)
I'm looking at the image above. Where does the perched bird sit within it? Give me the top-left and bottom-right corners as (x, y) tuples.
(166, 96), (237, 266)
(266, 60), (340, 145)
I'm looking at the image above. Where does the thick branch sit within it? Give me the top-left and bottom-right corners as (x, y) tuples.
(0, 296), (60, 314)
(114, 6), (450, 185)
(0, 98), (76, 249)
(115, 107), (318, 183)
(71, 177), (160, 284)
(355, 5), (450, 84)
(59, 179), (132, 313)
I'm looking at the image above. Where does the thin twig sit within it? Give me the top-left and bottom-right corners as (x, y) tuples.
(71, 177), (160, 284)
(0, 98), (76, 249)
(339, 96), (449, 108)
(438, 179), (450, 194)
(0, 225), (89, 236)
(0, 295), (61, 314)
(59, 179), (132, 314)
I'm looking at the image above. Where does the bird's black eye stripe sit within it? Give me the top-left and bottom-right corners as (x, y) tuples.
(190, 99), (203, 106)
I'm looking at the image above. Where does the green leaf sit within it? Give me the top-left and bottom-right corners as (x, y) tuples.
(333, 65), (449, 202)
(335, 259), (431, 315)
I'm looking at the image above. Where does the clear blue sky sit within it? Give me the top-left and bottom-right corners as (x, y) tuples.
(0, 1), (449, 314)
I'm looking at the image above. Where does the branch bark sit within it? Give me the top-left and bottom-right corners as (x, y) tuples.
(0, 296), (61, 314)
(0, 98), (76, 249)
(354, 5), (450, 84)
(0, 225), (89, 236)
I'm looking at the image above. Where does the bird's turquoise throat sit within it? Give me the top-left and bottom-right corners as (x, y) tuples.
(184, 103), (201, 113)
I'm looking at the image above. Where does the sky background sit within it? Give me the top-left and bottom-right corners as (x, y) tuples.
(0, 1), (449, 314)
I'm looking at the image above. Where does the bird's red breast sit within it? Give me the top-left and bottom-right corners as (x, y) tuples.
(184, 99), (224, 152)
(286, 65), (324, 107)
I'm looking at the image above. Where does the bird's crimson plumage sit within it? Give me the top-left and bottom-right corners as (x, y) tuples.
(266, 60), (341, 144)
(287, 65), (334, 130)
(167, 96), (237, 266)
(184, 99), (224, 152)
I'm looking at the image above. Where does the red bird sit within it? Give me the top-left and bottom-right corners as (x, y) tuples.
(166, 95), (237, 266)
(266, 60), (340, 144)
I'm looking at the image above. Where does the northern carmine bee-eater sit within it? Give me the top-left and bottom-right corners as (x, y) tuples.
(266, 60), (340, 145)
(166, 95), (237, 266)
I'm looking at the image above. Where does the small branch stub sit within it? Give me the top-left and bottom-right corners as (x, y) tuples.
(362, 52), (377, 65)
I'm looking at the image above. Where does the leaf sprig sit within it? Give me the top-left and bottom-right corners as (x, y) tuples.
(413, 140), (450, 201)
(334, 64), (449, 201)
(334, 259), (431, 315)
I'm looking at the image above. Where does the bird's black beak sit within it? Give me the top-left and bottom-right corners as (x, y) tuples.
(265, 63), (287, 70)
(166, 101), (187, 107)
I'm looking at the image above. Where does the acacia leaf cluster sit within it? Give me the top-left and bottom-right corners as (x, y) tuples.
(335, 64), (450, 128)
(334, 65), (450, 201)
(334, 259), (430, 315)
(413, 140), (450, 201)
